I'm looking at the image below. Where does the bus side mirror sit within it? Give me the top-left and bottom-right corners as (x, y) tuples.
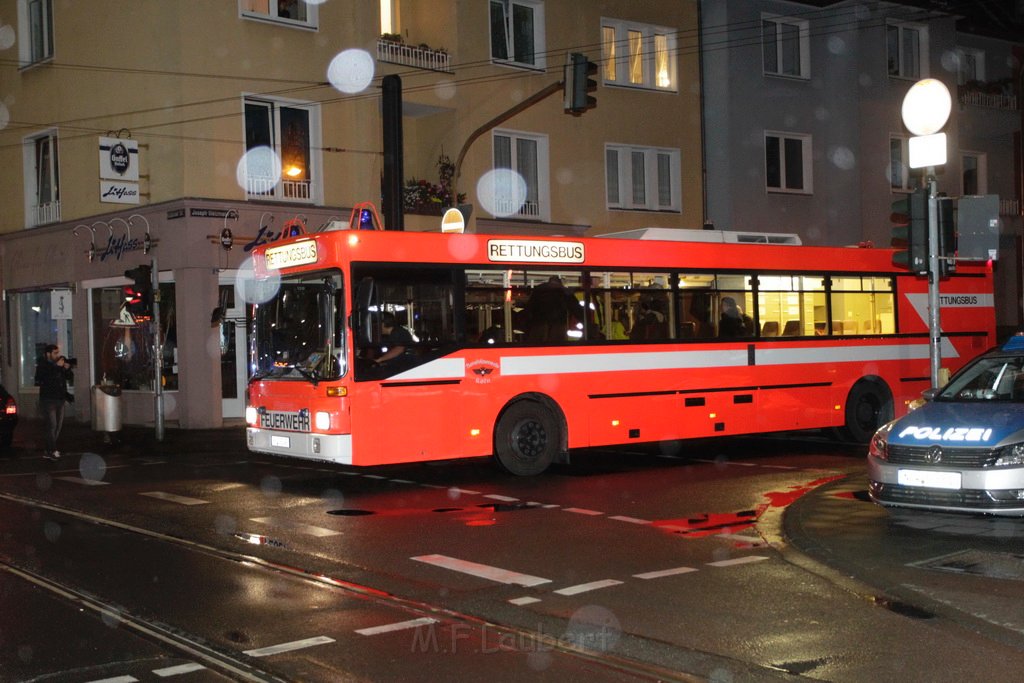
(352, 277), (377, 346)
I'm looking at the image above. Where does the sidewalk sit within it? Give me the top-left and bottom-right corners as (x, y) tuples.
(7, 417), (250, 459)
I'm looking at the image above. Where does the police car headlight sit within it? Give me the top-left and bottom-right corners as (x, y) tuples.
(995, 443), (1024, 467)
(868, 422), (894, 460)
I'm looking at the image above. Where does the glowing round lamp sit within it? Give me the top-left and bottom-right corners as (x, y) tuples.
(901, 79), (951, 136)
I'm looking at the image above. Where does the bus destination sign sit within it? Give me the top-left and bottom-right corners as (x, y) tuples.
(265, 240), (319, 270)
(487, 239), (585, 264)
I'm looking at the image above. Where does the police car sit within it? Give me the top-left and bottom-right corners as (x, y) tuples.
(868, 334), (1024, 516)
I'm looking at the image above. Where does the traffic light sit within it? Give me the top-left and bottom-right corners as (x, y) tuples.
(565, 52), (597, 115)
(936, 196), (956, 278)
(124, 264), (153, 319)
(891, 188), (928, 275)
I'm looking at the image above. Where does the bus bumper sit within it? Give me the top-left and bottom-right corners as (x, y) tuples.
(246, 428), (353, 465)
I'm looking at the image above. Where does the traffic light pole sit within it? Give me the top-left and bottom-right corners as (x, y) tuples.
(151, 256), (164, 441)
(926, 174), (942, 389)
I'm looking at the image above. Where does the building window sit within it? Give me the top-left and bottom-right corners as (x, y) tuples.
(606, 144), (680, 211)
(601, 18), (675, 90)
(961, 152), (987, 195)
(762, 14), (809, 79)
(889, 135), (924, 192)
(492, 130), (549, 220)
(887, 20), (926, 79)
(243, 97), (319, 203)
(765, 132), (811, 194)
(240, 0), (316, 28)
(954, 47), (984, 85)
(380, 0), (397, 34)
(17, 0), (53, 65)
(490, 0), (545, 70)
(22, 130), (60, 227)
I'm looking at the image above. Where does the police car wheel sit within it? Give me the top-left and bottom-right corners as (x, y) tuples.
(494, 401), (559, 476)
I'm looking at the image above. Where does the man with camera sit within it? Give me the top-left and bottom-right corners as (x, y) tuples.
(34, 344), (74, 460)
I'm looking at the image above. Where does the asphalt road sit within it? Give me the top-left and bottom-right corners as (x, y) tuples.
(1, 421), (1023, 681)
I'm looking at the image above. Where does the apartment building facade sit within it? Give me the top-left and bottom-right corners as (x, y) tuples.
(0, 0), (704, 427)
(701, 0), (1023, 333)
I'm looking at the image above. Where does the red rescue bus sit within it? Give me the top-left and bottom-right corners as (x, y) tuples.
(243, 222), (995, 475)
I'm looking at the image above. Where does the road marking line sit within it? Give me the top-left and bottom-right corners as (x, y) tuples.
(609, 515), (651, 525)
(140, 492), (210, 506)
(390, 479), (415, 484)
(363, 474), (387, 479)
(508, 596), (542, 606)
(633, 566), (699, 580)
(209, 482), (246, 492)
(449, 487), (481, 495)
(554, 579), (623, 596)
(249, 517), (341, 537)
(87, 677), (137, 683)
(356, 617), (438, 636)
(412, 554), (551, 587)
(244, 635), (335, 657)
(57, 477), (109, 486)
(153, 662), (206, 677)
(564, 507), (603, 516)
(707, 555), (770, 568)
(484, 494), (519, 502)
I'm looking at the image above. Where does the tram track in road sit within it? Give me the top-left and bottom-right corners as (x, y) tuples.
(0, 489), (751, 683)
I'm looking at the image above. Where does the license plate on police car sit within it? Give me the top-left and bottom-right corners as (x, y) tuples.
(897, 469), (962, 490)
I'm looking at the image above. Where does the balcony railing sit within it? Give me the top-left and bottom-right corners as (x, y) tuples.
(32, 200), (61, 227)
(377, 38), (451, 73)
(958, 84), (1018, 111)
(246, 177), (311, 202)
(1001, 198), (1021, 217)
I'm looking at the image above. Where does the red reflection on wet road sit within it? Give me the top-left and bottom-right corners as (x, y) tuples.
(653, 474), (844, 539)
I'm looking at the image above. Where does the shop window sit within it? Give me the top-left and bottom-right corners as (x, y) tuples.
(91, 283), (177, 391)
(18, 290), (74, 391)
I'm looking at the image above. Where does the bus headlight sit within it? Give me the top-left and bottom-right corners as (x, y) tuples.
(245, 406), (259, 426)
(315, 411), (331, 431)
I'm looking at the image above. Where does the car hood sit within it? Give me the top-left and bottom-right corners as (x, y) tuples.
(888, 401), (1024, 448)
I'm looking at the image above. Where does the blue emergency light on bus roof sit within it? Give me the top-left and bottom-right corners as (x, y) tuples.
(1001, 334), (1024, 351)
(359, 209), (375, 230)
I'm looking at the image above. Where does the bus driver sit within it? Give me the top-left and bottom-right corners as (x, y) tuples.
(373, 313), (414, 365)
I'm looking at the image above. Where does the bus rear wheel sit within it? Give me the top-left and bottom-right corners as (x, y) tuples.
(494, 401), (560, 476)
(842, 381), (893, 443)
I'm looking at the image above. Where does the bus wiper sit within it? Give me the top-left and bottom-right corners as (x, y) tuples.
(250, 369), (272, 381)
(294, 365), (321, 386)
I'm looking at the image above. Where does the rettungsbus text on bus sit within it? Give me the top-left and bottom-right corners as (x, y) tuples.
(243, 219), (995, 475)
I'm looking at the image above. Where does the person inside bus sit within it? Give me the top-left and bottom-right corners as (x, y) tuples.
(526, 275), (578, 343)
(630, 296), (667, 341)
(373, 313), (414, 365)
(719, 297), (753, 338)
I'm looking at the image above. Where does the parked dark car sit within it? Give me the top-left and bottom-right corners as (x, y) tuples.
(0, 384), (17, 450)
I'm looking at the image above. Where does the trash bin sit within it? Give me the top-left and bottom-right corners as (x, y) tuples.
(91, 384), (122, 433)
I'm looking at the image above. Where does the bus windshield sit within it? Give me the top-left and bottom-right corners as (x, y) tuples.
(251, 271), (345, 382)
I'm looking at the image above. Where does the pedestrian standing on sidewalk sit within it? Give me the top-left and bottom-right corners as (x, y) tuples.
(35, 344), (73, 460)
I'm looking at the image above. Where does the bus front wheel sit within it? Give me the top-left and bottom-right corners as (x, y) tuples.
(494, 401), (560, 476)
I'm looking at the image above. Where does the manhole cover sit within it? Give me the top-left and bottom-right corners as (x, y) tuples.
(912, 549), (1024, 581)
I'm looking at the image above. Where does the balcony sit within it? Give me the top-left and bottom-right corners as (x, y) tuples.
(377, 37), (451, 73)
(245, 177), (311, 202)
(958, 80), (1018, 111)
(31, 200), (61, 227)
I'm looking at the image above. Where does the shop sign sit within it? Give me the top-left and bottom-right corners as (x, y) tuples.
(99, 137), (139, 181)
(100, 180), (140, 204)
(51, 289), (72, 320)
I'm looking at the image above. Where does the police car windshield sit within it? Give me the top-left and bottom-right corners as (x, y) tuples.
(938, 355), (1024, 402)
(252, 271), (345, 382)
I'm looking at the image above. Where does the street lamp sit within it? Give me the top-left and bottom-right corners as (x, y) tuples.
(901, 78), (951, 389)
